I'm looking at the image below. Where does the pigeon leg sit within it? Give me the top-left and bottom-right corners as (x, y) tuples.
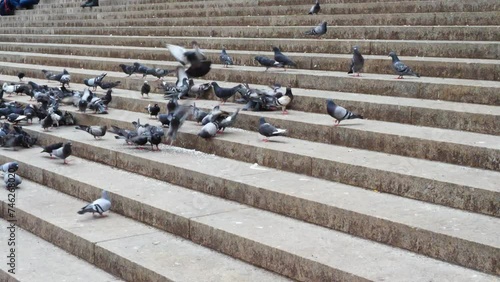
(396, 76), (403, 79)
(282, 110), (289, 115)
(262, 138), (269, 142)
(156, 144), (161, 151)
(63, 159), (70, 164)
(333, 120), (340, 127)
(355, 73), (361, 77)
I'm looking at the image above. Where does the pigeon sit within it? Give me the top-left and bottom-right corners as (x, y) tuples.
(101, 89), (112, 108)
(146, 103), (161, 119)
(145, 67), (171, 80)
(326, 99), (364, 126)
(258, 117), (287, 142)
(84, 73), (107, 91)
(218, 108), (240, 132)
(220, 47), (234, 68)
(166, 43), (189, 66)
(17, 72), (25, 81)
(133, 62), (149, 77)
(41, 142), (63, 158)
(272, 47), (297, 70)
(4, 173), (22, 189)
(254, 56), (284, 71)
(148, 132), (163, 151)
(389, 51), (420, 79)
(309, 0), (320, 15)
(98, 80), (121, 90)
(52, 141), (72, 164)
(201, 105), (220, 125)
(140, 81), (151, 98)
(189, 82), (212, 99)
(186, 60), (212, 78)
(211, 82), (242, 104)
(184, 41), (207, 67)
(305, 21), (327, 38)
(42, 69), (71, 87)
(166, 104), (190, 145)
(348, 46), (365, 77)
(119, 64), (136, 77)
(115, 134), (148, 147)
(198, 122), (218, 139)
(0, 162), (18, 173)
(41, 114), (53, 131)
(75, 125), (107, 139)
(275, 87), (294, 114)
(7, 113), (27, 124)
(191, 103), (208, 123)
(77, 190), (111, 217)
(2, 83), (20, 97)
(109, 125), (138, 140)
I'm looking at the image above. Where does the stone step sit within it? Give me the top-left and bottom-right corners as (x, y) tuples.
(7, 96), (499, 218)
(0, 178), (292, 281)
(0, 34), (496, 60)
(3, 11), (498, 27)
(1, 126), (499, 276)
(0, 220), (123, 281)
(0, 43), (497, 81)
(2, 60), (499, 131)
(19, 0), (496, 16)
(4, 25), (498, 42)
(2, 74), (499, 171)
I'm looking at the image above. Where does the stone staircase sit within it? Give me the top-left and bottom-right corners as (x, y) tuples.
(0, 0), (498, 281)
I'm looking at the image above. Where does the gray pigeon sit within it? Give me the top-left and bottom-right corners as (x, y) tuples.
(348, 46), (365, 77)
(326, 99), (364, 126)
(219, 47), (234, 68)
(305, 21), (327, 38)
(77, 190), (111, 217)
(272, 47), (297, 70)
(191, 103), (208, 123)
(52, 142), (72, 164)
(4, 173), (22, 189)
(41, 142), (64, 158)
(389, 51), (420, 79)
(258, 117), (286, 142)
(166, 104), (191, 145)
(308, 0), (320, 15)
(0, 162), (18, 173)
(218, 108), (240, 132)
(84, 73), (107, 91)
(198, 122), (218, 139)
(75, 125), (107, 139)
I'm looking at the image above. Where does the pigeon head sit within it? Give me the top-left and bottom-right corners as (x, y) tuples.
(259, 117), (266, 125)
(388, 51), (399, 62)
(272, 46), (281, 53)
(143, 81), (149, 85)
(353, 45), (360, 51)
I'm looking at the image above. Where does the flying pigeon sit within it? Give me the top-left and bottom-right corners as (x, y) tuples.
(272, 47), (297, 70)
(305, 21), (327, 38)
(258, 117), (287, 142)
(75, 125), (107, 139)
(220, 47), (234, 68)
(119, 64), (136, 77)
(389, 51), (420, 79)
(218, 108), (240, 132)
(52, 141), (72, 164)
(77, 190), (111, 217)
(326, 99), (364, 126)
(275, 87), (294, 114)
(348, 46), (365, 77)
(186, 60), (212, 78)
(309, 0), (320, 15)
(146, 103), (161, 119)
(0, 162), (18, 173)
(41, 142), (63, 158)
(141, 81), (151, 98)
(254, 56), (284, 71)
(166, 104), (190, 145)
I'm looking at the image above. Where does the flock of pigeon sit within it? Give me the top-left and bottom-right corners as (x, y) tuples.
(0, 0), (422, 217)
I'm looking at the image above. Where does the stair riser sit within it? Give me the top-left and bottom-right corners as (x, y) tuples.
(2, 65), (498, 136)
(3, 12), (497, 27)
(4, 26), (498, 42)
(5, 129), (497, 275)
(1, 43), (497, 81)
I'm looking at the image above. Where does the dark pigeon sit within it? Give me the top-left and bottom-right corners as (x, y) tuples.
(255, 56), (284, 71)
(258, 117), (287, 142)
(308, 0), (320, 15)
(272, 47), (297, 70)
(41, 142), (63, 158)
(348, 46), (365, 77)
